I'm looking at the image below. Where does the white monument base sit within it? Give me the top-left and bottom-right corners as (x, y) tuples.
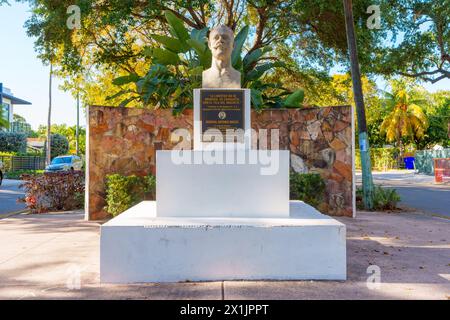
(156, 150), (290, 218)
(100, 201), (346, 283)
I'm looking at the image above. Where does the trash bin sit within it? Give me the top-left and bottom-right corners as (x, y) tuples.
(403, 157), (415, 170)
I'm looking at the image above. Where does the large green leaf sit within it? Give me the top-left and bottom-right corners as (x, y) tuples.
(150, 47), (180, 65)
(251, 89), (263, 109)
(283, 90), (305, 108)
(186, 39), (211, 68)
(189, 66), (203, 76)
(150, 34), (188, 53)
(164, 10), (190, 42)
(245, 61), (285, 82)
(186, 38), (206, 54)
(190, 27), (208, 43)
(112, 74), (140, 85)
(232, 25), (249, 69)
(243, 46), (273, 70)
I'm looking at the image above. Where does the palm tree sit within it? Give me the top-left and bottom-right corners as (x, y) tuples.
(380, 82), (428, 165)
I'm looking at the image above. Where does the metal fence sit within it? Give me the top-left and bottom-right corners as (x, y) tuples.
(415, 149), (450, 175)
(0, 155), (46, 171)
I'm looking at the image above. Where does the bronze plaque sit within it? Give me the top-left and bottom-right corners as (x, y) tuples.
(200, 89), (244, 141)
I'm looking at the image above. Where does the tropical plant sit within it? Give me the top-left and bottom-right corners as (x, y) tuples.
(356, 185), (401, 211)
(289, 172), (326, 209)
(110, 11), (304, 112)
(380, 81), (428, 160)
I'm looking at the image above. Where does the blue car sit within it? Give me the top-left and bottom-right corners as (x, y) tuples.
(45, 155), (83, 172)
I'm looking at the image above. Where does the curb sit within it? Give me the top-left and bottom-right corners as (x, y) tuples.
(0, 209), (30, 219)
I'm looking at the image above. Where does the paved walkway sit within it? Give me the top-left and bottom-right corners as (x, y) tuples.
(0, 179), (26, 217)
(356, 171), (450, 218)
(0, 210), (448, 299)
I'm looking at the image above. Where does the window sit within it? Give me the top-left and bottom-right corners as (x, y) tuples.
(2, 103), (10, 122)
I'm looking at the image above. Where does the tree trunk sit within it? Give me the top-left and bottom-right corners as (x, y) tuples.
(343, 0), (374, 209)
(46, 63), (52, 165)
(76, 91), (80, 156)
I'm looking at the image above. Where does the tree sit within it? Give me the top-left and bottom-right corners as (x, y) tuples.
(18, 0), (382, 103)
(343, 0), (374, 209)
(48, 133), (69, 159)
(13, 114), (27, 123)
(380, 80), (429, 159)
(110, 11), (304, 111)
(373, 0), (450, 83)
(37, 124), (86, 155)
(415, 92), (450, 149)
(46, 63), (53, 165)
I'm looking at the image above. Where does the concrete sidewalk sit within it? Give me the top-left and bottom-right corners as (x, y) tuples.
(0, 210), (448, 299)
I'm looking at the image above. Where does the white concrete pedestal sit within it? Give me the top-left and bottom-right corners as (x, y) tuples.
(100, 201), (346, 283)
(156, 150), (290, 218)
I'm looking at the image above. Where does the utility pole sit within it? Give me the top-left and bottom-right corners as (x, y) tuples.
(46, 63), (53, 166)
(343, 0), (374, 209)
(76, 90), (80, 156)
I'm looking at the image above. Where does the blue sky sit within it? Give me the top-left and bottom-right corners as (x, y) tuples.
(0, 2), (449, 130)
(0, 2), (83, 130)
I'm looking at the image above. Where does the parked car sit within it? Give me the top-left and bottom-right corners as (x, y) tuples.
(45, 155), (83, 172)
(0, 159), (3, 186)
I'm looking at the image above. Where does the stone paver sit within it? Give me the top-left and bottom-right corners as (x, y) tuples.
(0, 210), (448, 299)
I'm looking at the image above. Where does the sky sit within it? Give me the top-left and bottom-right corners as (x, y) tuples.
(0, 2), (84, 130)
(0, 2), (449, 131)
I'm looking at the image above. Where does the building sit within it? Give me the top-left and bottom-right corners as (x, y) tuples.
(0, 83), (32, 131)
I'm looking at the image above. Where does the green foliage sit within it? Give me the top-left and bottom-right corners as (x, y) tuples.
(355, 148), (399, 171)
(379, 80), (428, 157)
(105, 173), (156, 217)
(0, 132), (27, 153)
(49, 133), (69, 159)
(372, 0), (450, 83)
(356, 185), (401, 211)
(4, 170), (44, 180)
(19, 171), (85, 213)
(38, 124), (86, 155)
(289, 172), (326, 208)
(111, 11), (304, 112)
(415, 97), (450, 149)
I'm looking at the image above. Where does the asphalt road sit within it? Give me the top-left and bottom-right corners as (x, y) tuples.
(0, 179), (26, 217)
(357, 171), (450, 218)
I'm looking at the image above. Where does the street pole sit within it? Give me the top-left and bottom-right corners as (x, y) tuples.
(46, 63), (53, 166)
(76, 90), (80, 156)
(343, 0), (374, 209)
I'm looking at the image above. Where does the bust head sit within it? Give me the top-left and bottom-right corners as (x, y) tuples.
(208, 25), (234, 62)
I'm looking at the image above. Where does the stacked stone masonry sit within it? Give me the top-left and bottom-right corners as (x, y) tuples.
(88, 105), (353, 220)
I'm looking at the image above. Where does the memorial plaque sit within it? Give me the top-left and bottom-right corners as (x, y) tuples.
(200, 89), (244, 141)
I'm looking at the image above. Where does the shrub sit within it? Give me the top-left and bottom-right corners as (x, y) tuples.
(356, 185), (401, 211)
(355, 148), (398, 171)
(0, 132), (27, 153)
(4, 169), (44, 180)
(19, 171), (85, 213)
(105, 173), (156, 217)
(50, 133), (69, 159)
(290, 172), (326, 209)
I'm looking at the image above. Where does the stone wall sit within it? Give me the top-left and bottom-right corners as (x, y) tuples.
(87, 105), (354, 220)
